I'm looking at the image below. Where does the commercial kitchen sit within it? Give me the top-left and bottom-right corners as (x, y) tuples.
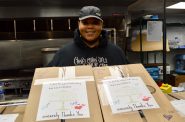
(0, 0), (185, 122)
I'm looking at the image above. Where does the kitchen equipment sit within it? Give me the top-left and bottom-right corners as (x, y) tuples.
(41, 47), (60, 66)
(0, 77), (32, 100)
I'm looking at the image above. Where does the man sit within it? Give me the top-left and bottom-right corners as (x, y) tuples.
(48, 6), (128, 67)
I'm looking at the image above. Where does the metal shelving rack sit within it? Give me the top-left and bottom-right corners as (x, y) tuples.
(163, 0), (167, 83)
(129, 0), (167, 83)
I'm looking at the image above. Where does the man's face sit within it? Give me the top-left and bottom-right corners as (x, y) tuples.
(78, 18), (103, 42)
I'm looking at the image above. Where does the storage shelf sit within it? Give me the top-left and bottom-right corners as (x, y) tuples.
(170, 48), (185, 51)
(166, 23), (185, 27)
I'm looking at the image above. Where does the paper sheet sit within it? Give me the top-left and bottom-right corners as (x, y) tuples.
(97, 84), (109, 106)
(108, 66), (129, 78)
(36, 80), (90, 121)
(103, 77), (159, 114)
(172, 87), (185, 92)
(167, 27), (185, 49)
(171, 100), (185, 116)
(0, 114), (19, 122)
(108, 66), (123, 78)
(147, 21), (162, 41)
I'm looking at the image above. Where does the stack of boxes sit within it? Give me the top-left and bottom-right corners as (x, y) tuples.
(0, 64), (185, 122)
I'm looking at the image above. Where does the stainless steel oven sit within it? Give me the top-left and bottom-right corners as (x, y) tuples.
(0, 70), (33, 101)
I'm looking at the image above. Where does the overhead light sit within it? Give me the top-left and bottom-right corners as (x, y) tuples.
(166, 2), (185, 9)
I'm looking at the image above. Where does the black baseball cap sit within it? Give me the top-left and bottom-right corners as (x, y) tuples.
(79, 6), (103, 21)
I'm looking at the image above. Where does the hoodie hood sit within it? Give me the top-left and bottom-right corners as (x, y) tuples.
(74, 29), (108, 48)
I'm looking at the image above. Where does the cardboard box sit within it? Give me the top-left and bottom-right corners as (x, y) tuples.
(0, 106), (6, 113)
(0, 99), (27, 122)
(165, 94), (177, 101)
(168, 92), (185, 100)
(175, 75), (185, 87)
(3, 104), (26, 114)
(23, 66), (103, 122)
(131, 31), (170, 52)
(166, 74), (185, 86)
(167, 92), (185, 118)
(0, 104), (26, 122)
(93, 64), (185, 122)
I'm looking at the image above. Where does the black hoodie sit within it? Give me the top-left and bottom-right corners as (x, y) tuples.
(48, 29), (128, 67)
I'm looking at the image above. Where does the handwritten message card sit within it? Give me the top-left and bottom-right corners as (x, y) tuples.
(36, 80), (90, 121)
(103, 77), (159, 114)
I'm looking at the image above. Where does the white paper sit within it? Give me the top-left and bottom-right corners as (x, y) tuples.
(131, 30), (138, 41)
(172, 87), (185, 92)
(97, 84), (109, 106)
(36, 80), (90, 121)
(108, 66), (123, 78)
(171, 100), (185, 116)
(108, 66), (129, 79)
(0, 114), (19, 122)
(147, 21), (162, 41)
(167, 27), (185, 49)
(103, 77), (159, 114)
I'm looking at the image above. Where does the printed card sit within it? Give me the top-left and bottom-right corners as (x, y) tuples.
(103, 77), (159, 114)
(36, 80), (90, 121)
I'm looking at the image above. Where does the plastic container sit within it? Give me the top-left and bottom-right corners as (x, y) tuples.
(145, 67), (159, 80)
(175, 54), (185, 74)
(0, 82), (5, 101)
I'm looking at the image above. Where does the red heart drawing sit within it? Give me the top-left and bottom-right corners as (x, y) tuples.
(74, 105), (83, 110)
(142, 96), (151, 101)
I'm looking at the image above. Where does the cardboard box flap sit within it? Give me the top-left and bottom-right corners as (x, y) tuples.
(0, 106), (6, 113)
(33, 67), (59, 81)
(3, 105), (26, 114)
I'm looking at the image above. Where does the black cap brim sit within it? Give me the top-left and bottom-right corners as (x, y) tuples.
(79, 15), (103, 22)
